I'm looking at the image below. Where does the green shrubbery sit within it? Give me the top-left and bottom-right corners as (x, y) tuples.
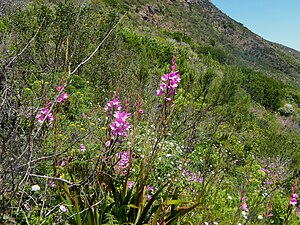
(1, 0), (300, 224)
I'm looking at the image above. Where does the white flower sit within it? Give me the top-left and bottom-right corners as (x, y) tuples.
(227, 195), (233, 200)
(258, 215), (263, 220)
(31, 184), (41, 192)
(213, 222), (219, 225)
(204, 222), (209, 225)
(60, 205), (67, 213)
(242, 210), (248, 219)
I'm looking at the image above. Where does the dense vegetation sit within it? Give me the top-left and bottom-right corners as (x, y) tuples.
(0, 0), (299, 224)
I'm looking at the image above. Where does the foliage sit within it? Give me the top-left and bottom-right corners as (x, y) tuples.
(1, 0), (300, 224)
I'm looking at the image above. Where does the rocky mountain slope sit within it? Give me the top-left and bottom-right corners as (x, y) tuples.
(118, 0), (300, 85)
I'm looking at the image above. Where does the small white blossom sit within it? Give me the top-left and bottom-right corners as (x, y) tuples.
(31, 184), (41, 192)
(60, 205), (67, 213)
(258, 215), (263, 220)
(242, 211), (248, 219)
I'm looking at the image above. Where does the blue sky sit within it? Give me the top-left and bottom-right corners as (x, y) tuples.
(211, 0), (300, 51)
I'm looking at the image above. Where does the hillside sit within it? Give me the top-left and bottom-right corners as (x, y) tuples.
(1, 0), (300, 224)
(118, 0), (300, 84)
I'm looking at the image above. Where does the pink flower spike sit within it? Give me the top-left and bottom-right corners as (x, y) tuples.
(56, 86), (63, 92)
(161, 74), (169, 81)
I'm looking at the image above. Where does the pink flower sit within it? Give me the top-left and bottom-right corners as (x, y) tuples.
(138, 109), (144, 114)
(41, 107), (49, 114)
(169, 80), (178, 89)
(80, 144), (86, 152)
(146, 185), (154, 193)
(160, 83), (167, 90)
(156, 89), (164, 96)
(59, 160), (66, 166)
(47, 112), (54, 122)
(240, 203), (248, 212)
(117, 151), (129, 169)
(36, 104), (54, 123)
(290, 193), (298, 206)
(240, 192), (248, 212)
(56, 86), (63, 92)
(82, 113), (87, 119)
(105, 140), (111, 148)
(161, 74), (169, 81)
(128, 181), (133, 189)
(114, 111), (130, 122)
(36, 113), (45, 123)
(105, 98), (122, 114)
(57, 92), (68, 103)
(146, 194), (152, 201)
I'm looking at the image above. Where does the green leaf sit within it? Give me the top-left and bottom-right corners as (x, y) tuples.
(166, 200), (190, 205)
